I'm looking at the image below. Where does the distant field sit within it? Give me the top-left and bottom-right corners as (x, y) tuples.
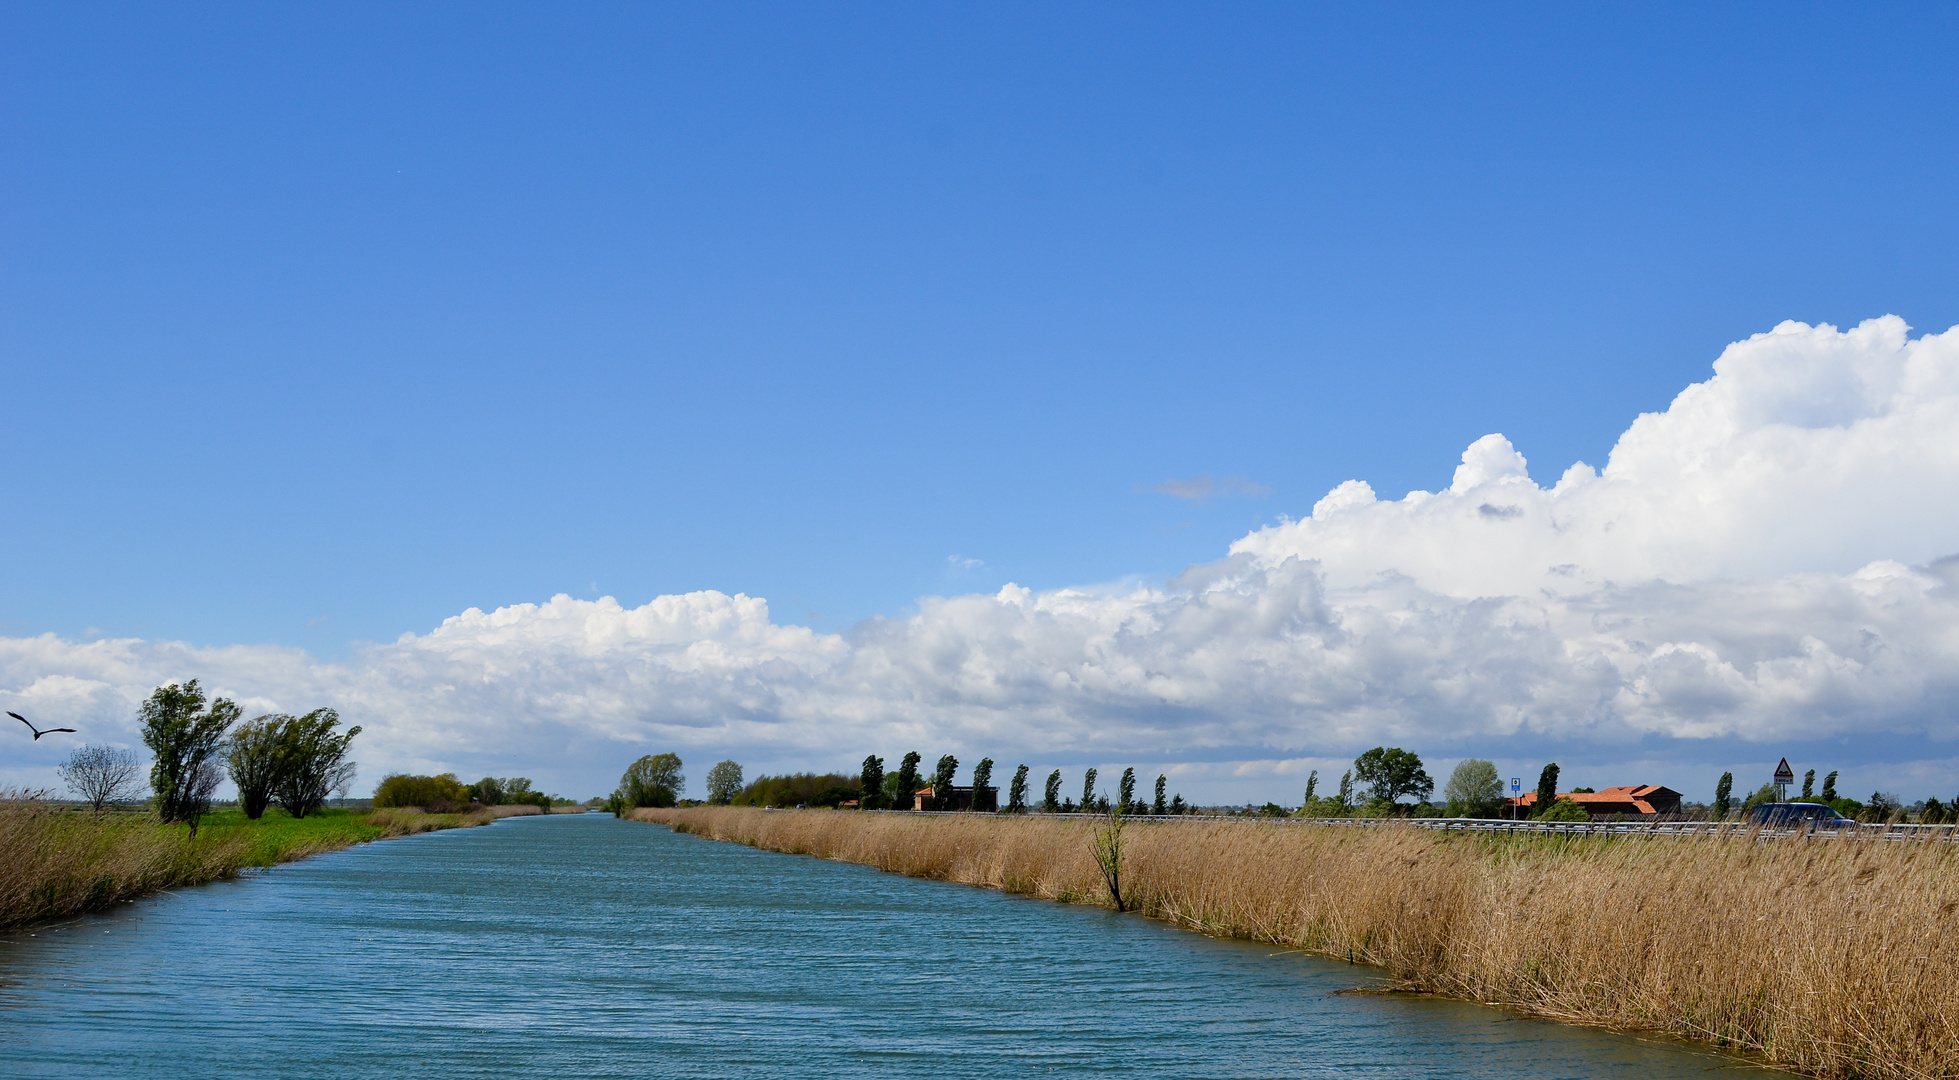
(633, 806), (1959, 1080)
(0, 800), (537, 931)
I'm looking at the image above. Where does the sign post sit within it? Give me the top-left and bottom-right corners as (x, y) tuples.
(1773, 758), (1795, 802)
(1510, 777), (1521, 821)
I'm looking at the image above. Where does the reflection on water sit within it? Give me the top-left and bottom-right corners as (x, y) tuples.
(0, 814), (1780, 1078)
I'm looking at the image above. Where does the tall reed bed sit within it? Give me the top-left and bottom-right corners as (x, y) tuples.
(0, 793), (510, 930)
(634, 807), (1959, 1080)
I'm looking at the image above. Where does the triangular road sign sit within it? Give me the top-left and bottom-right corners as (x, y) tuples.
(1774, 757), (1795, 783)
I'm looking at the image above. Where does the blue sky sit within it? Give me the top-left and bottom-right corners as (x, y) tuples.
(6, 4), (1959, 802)
(6, 2), (1955, 649)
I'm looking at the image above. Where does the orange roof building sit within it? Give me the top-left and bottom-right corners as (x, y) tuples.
(1507, 785), (1683, 819)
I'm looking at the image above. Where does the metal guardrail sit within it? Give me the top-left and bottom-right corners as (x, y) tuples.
(832, 808), (1959, 840)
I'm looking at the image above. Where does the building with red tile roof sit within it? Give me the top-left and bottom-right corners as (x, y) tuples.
(1507, 785), (1683, 819)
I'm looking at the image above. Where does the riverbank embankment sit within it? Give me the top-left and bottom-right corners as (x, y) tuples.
(633, 806), (1959, 1080)
(1, 798), (545, 931)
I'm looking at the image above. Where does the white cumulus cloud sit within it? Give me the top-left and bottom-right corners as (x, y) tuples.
(5, 317), (1959, 802)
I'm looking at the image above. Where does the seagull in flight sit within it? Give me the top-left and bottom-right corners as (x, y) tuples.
(10, 711), (76, 741)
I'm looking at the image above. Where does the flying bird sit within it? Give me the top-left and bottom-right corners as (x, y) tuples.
(10, 712), (76, 740)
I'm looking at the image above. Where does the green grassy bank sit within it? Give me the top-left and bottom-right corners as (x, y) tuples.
(0, 800), (530, 931)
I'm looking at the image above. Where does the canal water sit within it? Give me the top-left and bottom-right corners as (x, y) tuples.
(0, 813), (1779, 1078)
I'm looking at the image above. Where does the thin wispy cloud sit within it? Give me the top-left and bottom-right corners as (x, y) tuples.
(1142, 474), (1271, 501)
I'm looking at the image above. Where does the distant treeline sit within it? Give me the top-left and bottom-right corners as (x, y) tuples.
(371, 772), (571, 812)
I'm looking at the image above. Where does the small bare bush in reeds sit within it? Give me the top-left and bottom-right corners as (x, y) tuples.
(634, 807), (1959, 1080)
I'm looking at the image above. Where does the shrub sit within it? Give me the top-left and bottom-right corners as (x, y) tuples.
(1536, 796), (1591, 822)
(372, 772), (470, 808)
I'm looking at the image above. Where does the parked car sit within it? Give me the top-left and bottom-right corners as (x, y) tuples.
(1748, 802), (1853, 827)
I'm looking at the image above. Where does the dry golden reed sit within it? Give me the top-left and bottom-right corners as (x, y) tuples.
(635, 806), (1959, 1080)
(0, 794), (516, 930)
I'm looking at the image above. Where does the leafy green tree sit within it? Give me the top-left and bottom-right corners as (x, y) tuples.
(1536, 796), (1591, 821)
(971, 758), (995, 811)
(619, 753), (685, 808)
(859, 755), (885, 810)
(1336, 770), (1354, 813)
(1118, 767), (1137, 813)
(1531, 763), (1561, 818)
(1352, 747), (1433, 809)
(471, 776), (506, 805)
(1739, 782), (1778, 820)
(1169, 794), (1187, 814)
(931, 755), (959, 810)
(1042, 769), (1062, 813)
(225, 716), (286, 819)
(1821, 771), (1838, 801)
(272, 708), (361, 819)
(1712, 771), (1734, 820)
(1081, 767), (1098, 810)
(372, 772), (470, 808)
(706, 760), (744, 805)
(1800, 769), (1816, 800)
(1007, 764), (1029, 812)
(1864, 791), (1902, 823)
(893, 752), (922, 810)
(1443, 758), (1504, 818)
(139, 679), (240, 835)
(1153, 774), (1168, 816)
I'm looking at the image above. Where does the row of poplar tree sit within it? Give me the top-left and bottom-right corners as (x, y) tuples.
(853, 754), (1191, 815)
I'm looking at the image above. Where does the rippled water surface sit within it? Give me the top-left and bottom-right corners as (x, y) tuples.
(1, 814), (1781, 1078)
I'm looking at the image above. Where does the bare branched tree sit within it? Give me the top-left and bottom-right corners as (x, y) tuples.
(183, 759), (223, 838)
(57, 745), (142, 812)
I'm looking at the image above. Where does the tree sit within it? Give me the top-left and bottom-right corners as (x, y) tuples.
(1531, 763), (1561, 818)
(1352, 747), (1433, 809)
(893, 752), (922, 811)
(1443, 758), (1504, 818)
(138, 679), (239, 833)
(1536, 796), (1591, 821)
(931, 754), (959, 810)
(1042, 769), (1062, 813)
(270, 708), (361, 819)
(1006, 764), (1029, 813)
(226, 716), (287, 819)
(1302, 770), (1318, 806)
(706, 760), (744, 805)
(1801, 769), (1816, 800)
(971, 758), (995, 811)
(1081, 767), (1098, 811)
(1153, 774), (1168, 816)
(619, 753), (685, 808)
(1865, 791), (1903, 823)
(58, 744), (141, 813)
(859, 755), (885, 810)
(1739, 782), (1779, 821)
(1118, 767), (1137, 813)
(1169, 794), (1187, 814)
(1336, 770), (1354, 814)
(1821, 771), (1838, 802)
(471, 776), (507, 805)
(373, 772), (470, 808)
(1712, 771), (1734, 821)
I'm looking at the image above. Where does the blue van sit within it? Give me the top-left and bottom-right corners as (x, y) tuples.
(1748, 802), (1853, 827)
